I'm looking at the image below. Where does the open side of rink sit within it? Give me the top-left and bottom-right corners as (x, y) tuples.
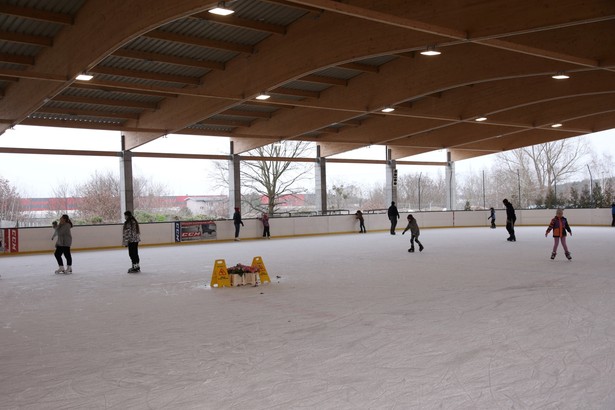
(1, 226), (615, 409)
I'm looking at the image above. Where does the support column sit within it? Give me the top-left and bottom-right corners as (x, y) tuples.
(315, 145), (327, 214)
(445, 151), (456, 210)
(120, 136), (134, 220)
(385, 148), (397, 206)
(228, 142), (241, 217)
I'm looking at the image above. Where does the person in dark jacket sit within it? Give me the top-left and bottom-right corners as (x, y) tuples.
(123, 211), (141, 273)
(387, 201), (400, 235)
(402, 214), (424, 252)
(52, 214), (73, 274)
(355, 210), (366, 233)
(233, 207), (244, 241)
(545, 208), (572, 260)
(502, 198), (516, 241)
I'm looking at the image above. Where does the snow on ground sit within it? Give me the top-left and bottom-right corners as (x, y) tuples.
(1, 226), (615, 409)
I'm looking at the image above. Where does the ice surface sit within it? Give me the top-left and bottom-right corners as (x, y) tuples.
(1, 226), (615, 409)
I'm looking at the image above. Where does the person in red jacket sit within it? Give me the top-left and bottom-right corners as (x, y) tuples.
(545, 208), (572, 260)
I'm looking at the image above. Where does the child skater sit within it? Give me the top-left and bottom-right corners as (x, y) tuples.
(487, 207), (496, 229)
(355, 210), (366, 233)
(402, 214), (424, 252)
(258, 212), (271, 239)
(52, 214), (73, 274)
(545, 208), (572, 260)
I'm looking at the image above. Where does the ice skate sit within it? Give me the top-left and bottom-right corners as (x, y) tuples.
(54, 266), (65, 274)
(408, 248), (414, 253)
(565, 252), (572, 260)
(65, 266), (72, 274)
(550, 252), (556, 260)
(419, 244), (424, 252)
(127, 264), (140, 273)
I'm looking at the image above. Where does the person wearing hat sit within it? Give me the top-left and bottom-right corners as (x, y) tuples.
(233, 207), (244, 241)
(122, 210), (141, 273)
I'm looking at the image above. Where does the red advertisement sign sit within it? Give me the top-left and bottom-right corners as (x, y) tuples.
(3, 228), (18, 253)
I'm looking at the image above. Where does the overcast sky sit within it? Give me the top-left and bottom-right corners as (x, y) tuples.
(0, 125), (613, 197)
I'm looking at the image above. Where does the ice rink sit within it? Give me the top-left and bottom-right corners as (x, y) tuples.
(1, 226), (615, 409)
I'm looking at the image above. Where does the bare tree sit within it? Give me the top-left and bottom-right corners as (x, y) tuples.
(49, 180), (74, 219)
(0, 176), (22, 225)
(496, 139), (590, 207)
(76, 170), (121, 223)
(213, 141), (314, 215)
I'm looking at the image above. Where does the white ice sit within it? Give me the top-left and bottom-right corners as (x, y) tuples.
(1, 226), (615, 409)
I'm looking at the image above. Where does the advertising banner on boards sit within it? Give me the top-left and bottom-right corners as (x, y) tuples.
(174, 221), (217, 242)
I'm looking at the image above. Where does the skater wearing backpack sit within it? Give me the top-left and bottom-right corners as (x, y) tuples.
(123, 211), (141, 273)
(545, 208), (572, 260)
(402, 214), (424, 252)
(52, 214), (73, 274)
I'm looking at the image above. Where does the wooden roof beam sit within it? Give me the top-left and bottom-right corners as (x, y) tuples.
(224, 109), (272, 119)
(0, 53), (34, 65)
(0, 4), (73, 25)
(300, 74), (348, 86)
(338, 62), (379, 73)
(0, 30), (53, 47)
(272, 87), (320, 98)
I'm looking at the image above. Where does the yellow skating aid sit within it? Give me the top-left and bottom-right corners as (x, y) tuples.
(251, 256), (271, 284)
(210, 259), (231, 288)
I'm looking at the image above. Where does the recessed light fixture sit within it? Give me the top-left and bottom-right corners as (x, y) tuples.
(381, 107), (395, 113)
(208, 1), (235, 16)
(551, 123), (563, 128)
(255, 92), (270, 101)
(475, 117), (487, 122)
(75, 73), (93, 81)
(420, 46), (441, 56)
(551, 72), (570, 80)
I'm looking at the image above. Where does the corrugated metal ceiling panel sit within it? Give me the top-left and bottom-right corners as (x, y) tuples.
(46, 100), (144, 114)
(62, 87), (165, 104)
(125, 37), (238, 63)
(188, 123), (234, 132)
(160, 18), (269, 46)
(0, 14), (63, 37)
(283, 81), (331, 93)
(0, 42), (42, 57)
(29, 112), (125, 125)
(314, 67), (363, 80)
(355, 55), (398, 66)
(100, 55), (208, 78)
(89, 72), (196, 89)
(234, 0), (309, 26)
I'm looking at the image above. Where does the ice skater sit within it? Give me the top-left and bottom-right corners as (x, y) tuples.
(611, 202), (615, 227)
(258, 212), (271, 239)
(402, 214), (424, 252)
(487, 207), (496, 229)
(233, 207), (244, 241)
(503, 198), (516, 241)
(388, 201), (400, 235)
(52, 214), (73, 274)
(545, 208), (572, 260)
(355, 210), (366, 233)
(123, 211), (141, 273)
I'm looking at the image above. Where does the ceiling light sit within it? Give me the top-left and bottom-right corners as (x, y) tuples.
(208, 2), (235, 16)
(381, 107), (395, 113)
(75, 73), (93, 81)
(420, 46), (441, 56)
(255, 92), (270, 100)
(551, 72), (569, 80)
(551, 123), (563, 128)
(475, 117), (487, 122)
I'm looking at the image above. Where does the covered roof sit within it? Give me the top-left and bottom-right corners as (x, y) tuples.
(0, 0), (613, 160)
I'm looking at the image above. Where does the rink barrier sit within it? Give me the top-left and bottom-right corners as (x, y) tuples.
(1, 208), (612, 255)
